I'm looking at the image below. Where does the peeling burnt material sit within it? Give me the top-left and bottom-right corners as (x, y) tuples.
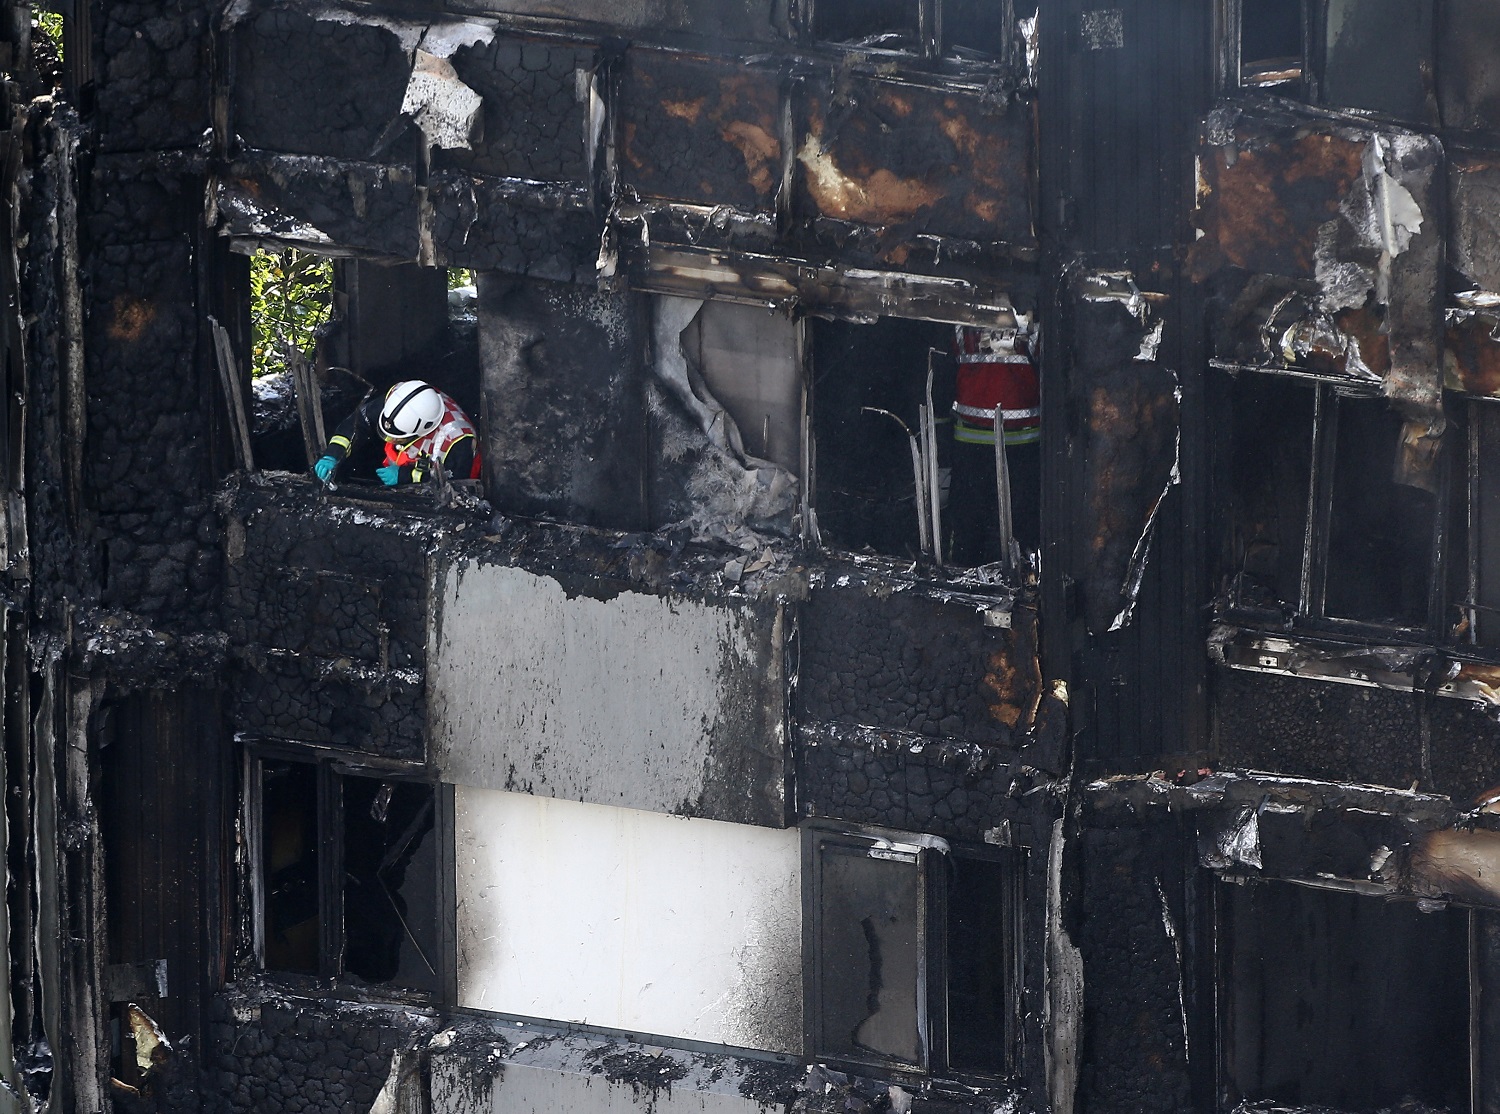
(1193, 106), (1447, 483)
(1064, 271), (1179, 635)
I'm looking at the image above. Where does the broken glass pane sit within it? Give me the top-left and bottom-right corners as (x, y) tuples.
(261, 760), (320, 974)
(342, 777), (440, 993)
(814, 834), (925, 1068)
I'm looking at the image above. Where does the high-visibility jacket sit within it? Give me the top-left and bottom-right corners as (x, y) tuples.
(325, 388), (482, 483)
(380, 390), (481, 483)
(951, 325), (1040, 447)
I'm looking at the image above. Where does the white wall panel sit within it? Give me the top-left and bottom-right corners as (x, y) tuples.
(455, 787), (803, 1054)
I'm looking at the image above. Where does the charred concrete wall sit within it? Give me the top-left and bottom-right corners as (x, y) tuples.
(221, 476), (476, 759)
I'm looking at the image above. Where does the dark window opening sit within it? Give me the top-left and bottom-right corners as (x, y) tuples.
(813, 316), (1040, 568)
(261, 759), (320, 975)
(945, 854), (1022, 1076)
(255, 753), (439, 994)
(342, 778), (439, 990)
(1216, 370), (1445, 632)
(813, 0), (922, 50)
(806, 828), (1023, 1079)
(1470, 403), (1500, 645)
(1225, 880), (1471, 1113)
(1240, 0), (1304, 87)
(1221, 372), (1314, 612)
(1323, 397), (1437, 626)
(1320, 0), (1435, 124)
(942, 0), (1010, 61)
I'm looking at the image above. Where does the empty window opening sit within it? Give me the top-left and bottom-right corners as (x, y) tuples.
(1216, 370), (1443, 631)
(806, 828), (1023, 1078)
(814, 0), (922, 50)
(943, 0), (1012, 61)
(249, 248), (334, 381)
(1225, 880), (1471, 1112)
(255, 753), (439, 993)
(813, 316), (1038, 568)
(1240, 0), (1304, 87)
(674, 299), (801, 473)
(1323, 396), (1438, 626)
(342, 777), (440, 992)
(813, 317), (952, 561)
(32, 6), (63, 89)
(1221, 371), (1314, 612)
(1469, 403), (1500, 644)
(260, 759), (320, 975)
(945, 853), (1022, 1076)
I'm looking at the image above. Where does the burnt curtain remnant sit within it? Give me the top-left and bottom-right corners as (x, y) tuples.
(3, 0), (1500, 1112)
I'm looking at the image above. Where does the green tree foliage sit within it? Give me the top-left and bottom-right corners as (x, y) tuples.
(249, 248), (334, 378)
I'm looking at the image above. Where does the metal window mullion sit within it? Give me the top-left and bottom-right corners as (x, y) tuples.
(1468, 405), (1482, 645)
(1426, 412), (1454, 637)
(1299, 384), (1338, 617)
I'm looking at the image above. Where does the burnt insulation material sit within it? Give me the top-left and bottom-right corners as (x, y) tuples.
(797, 589), (1015, 743)
(231, 651), (424, 758)
(436, 38), (592, 183)
(216, 153), (422, 260)
(231, 9), (415, 162)
(207, 989), (438, 1114)
(1208, 668), (1500, 798)
(97, 0), (211, 152)
(83, 170), (221, 626)
(429, 175), (600, 280)
(795, 725), (1049, 843)
(1075, 825), (1192, 1114)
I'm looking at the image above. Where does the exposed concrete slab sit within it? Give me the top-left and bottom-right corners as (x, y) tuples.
(429, 556), (789, 826)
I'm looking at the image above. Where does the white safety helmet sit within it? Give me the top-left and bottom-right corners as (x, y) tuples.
(379, 381), (444, 442)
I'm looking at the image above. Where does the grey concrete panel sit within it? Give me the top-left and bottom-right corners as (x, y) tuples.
(429, 556), (789, 825)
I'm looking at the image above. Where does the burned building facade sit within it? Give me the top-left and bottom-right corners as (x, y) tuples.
(0, 0), (1497, 1111)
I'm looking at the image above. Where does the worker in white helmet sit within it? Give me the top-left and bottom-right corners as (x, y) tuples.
(313, 380), (481, 486)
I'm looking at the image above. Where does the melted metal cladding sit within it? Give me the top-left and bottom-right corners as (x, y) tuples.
(1194, 113), (1447, 467)
(1210, 627), (1500, 711)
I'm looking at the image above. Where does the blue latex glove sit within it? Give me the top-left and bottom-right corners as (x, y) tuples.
(376, 463), (402, 486)
(314, 455), (338, 484)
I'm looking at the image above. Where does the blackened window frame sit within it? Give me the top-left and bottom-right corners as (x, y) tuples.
(1212, 366), (1463, 643)
(1213, 874), (1480, 1114)
(244, 738), (451, 1002)
(802, 824), (1025, 1083)
(801, 0), (1024, 68)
